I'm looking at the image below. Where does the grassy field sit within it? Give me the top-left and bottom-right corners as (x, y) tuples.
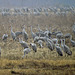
(0, 59), (75, 75)
(0, 13), (75, 75)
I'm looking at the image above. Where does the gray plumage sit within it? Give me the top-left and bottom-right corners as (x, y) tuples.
(19, 38), (28, 49)
(35, 31), (45, 37)
(72, 24), (75, 35)
(22, 48), (31, 58)
(48, 31), (52, 39)
(44, 28), (52, 39)
(44, 28), (49, 34)
(34, 36), (39, 43)
(15, 31), (22, 36)
(31, 26), (36, 39)
(55, 44), (63, 56)
(70, 35), (75, 47)
(52, 31), (62, 36)
(46, 38), (55, 51)
(30, 43), (37, 52)
(52, 38), (58, 44)
(2, 34), (8, 41)
(73, 29), (75, 35)
(52, 32), (56, 35)
(61, 39), (72, 55)
(39, 37), (46, 41)
(38, 24), (43, 32)
(48, 27), (52, 39)
(34, 36), (46, 43)
(11, 25), (16, 40)
(56, 33), (63, 39)
(37, 40), (43, 48)
(56, 31), (62, 35)
(39, 32), (45, 37)
(72, 23), (75, 29)
(22, 26), (28, 41)
(64, 33), (71, 38)
(35, 32), (40, 36)
(37, 24), (45, 37)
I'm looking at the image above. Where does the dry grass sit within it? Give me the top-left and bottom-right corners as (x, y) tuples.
(0, 13), (75, 75)
(0, 59), (75, 75)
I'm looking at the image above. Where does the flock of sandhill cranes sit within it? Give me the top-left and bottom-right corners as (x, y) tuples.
(0, 24), (75, 58)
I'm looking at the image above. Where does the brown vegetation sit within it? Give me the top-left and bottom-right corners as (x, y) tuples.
(0, 13), (75, 75)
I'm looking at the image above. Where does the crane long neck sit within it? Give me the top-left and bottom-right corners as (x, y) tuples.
(70, 35), (72, 40)
(46, 25), (48, 31)
(23, 27), (25, 32)
(24, 25), (25, 29)
(61, 39), (63, 46)
(19, 38), (23, 43)
(55, 39), (58, 47)
(23, 25), (25, 32)
(56, 39), (58, 45)
(40, 44), (42, 47)
(11, 25), (13, 32)
(63, 39), (65, 45)
(19, 38), (21, 43)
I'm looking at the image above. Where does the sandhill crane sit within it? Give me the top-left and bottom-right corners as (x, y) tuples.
(55, 44), (63, 56)
(72, 23), (75, 35)
(44, 27), (51, 38)
(11, 25), (16, 40)
(73, 29), (75, 35)
(22, 48), (31, 58)
(35, 32), (44, 37)
(46, 38), (55, 51)
(70, 35), (75, 47)
(37, 40), (43, 48)
(34, 36), (46, 43)
(31, 26), (36, 39)
(38, 24), (43, 32)
(19, 38), (28, 49)
(37, 24), (45, 37)
(30, 43), (37, 52)
(61, 39), (72, 55)
(53, 31), (62, 36)
(34, 36), (39, 43)
(56, 33), (63, 40)
(72, 23), (75, 29)
(48, 27), (52, 39)
(44, 28), (49, 35)
(55, 39), (63, 56)
(52, 38), (58, 44)
(22, 25), (28, 41)
(48, 32), (52, 39)
(64, 33), (71, 38)
(2, 25), (8, 41)
(39, 37), (46, 42)
(35, 32), (40, 36)
(52, 31), (60, 35)
(15, 31), (22, 36)
(72, 26), (75, 35)
(2, 34), (8, 41)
